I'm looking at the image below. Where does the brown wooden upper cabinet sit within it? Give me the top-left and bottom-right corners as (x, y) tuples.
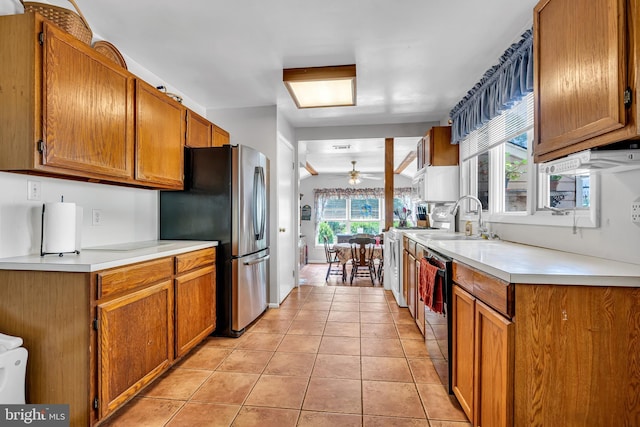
(0, 14), (136, 182)
(0, 12), (190, 189)
(135, 79), (185, 189)
(213, 124), (230, 147)
(417, 126), (458, 169)
(533, 0), (639, 162)
(186, 110), (212, 148)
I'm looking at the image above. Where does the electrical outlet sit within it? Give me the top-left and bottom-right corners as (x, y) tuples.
(92, 209), (102, 226)
(27, 180), (41, 200)
(632, 198), (640, 225)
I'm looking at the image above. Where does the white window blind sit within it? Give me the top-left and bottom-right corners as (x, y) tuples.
(323, 199), (347, 220)
(461, 92), (534, 161)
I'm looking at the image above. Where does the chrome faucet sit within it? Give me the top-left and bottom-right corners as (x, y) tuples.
(449, 195), (487, 236)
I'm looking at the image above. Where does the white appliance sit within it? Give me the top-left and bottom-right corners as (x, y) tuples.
(411, 166), (460, 203)
(383, 228), (405, 306)
(0, 333), (28, 404)
(540, 148), (640, 175)
(424, 166), (459, 202)
(384, 205), (456, 308)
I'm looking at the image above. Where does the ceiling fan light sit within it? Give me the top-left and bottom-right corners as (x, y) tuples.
(348, 160), (361, 185)
(283, 65), (356, 109)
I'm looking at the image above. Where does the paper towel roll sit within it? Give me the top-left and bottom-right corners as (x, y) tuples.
(42, 202), (77, 254)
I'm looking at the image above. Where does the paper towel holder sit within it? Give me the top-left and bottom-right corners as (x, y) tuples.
(40, 202), (81, 257)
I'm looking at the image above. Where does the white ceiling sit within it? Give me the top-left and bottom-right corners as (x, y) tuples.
(1, 0), (538, 175)
(300, 137), (421, 179)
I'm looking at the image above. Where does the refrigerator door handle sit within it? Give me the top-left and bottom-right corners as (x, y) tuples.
(243, 254), (270, 266)
(253, 166), (266, 241)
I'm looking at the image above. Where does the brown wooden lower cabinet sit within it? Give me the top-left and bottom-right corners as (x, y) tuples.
(452, 261), (515, 427)
(97, 281), (173, 419)
(0, 246), (216, 426)
(514, 284), (640, 426)
(175, 265), (216, 357)
(0, 271), (94, 426)
(453, 261), (640, 426)
(415, 244), (426, 335)
(452, 285), (475, 418)
(406, 251), (417, 319)
(474, 299), (513, 427)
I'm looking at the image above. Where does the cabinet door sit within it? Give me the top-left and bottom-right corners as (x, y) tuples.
(534, 0), (633, 161)
(426, 126), (457, 166)
(402, 249), (409, 307)
(407, 252), (417, 318)
(415, 245), (425, 334)
(175, 265), (216, 357)
(452, 285), (475, 421)
(212, 124), (230, 147)
(97, 281), (173, 418)
(135, 80), (185, 188)
(186, 110), (212, 148)
(42, 23), (134, 179)
(474, 300), (514, 427)
(416, 270), (425, 334)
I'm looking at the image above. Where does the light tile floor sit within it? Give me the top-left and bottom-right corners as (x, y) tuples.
(101, 264), (470, 427)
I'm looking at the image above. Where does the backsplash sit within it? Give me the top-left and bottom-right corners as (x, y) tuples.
(0, 172), (158, 258)
(487, 168), (640, 265)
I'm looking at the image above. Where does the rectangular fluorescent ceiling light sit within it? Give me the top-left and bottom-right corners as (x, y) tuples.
(283, 65), (356, 108)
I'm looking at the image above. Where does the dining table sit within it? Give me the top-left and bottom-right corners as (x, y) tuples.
(333, 242), (383, 265)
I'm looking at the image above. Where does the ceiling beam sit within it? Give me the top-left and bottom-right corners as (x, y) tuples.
(394, 151), (417, 174)
(305, 162), (318, 176)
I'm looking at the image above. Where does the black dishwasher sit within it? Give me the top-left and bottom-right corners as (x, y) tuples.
(422, 247), (453, 394)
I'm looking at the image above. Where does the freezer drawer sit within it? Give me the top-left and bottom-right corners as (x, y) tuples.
(231, 249), (269, 332)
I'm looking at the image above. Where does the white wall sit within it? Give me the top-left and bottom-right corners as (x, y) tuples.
(0, 7), (205, 259)
(205, 106), (281, 305)
(300, 173), (413, 263)
(0, 172), (157, 258)
(486, 169), (640, 265)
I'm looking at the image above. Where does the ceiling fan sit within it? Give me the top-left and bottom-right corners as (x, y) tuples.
(348, 161), (381, 185)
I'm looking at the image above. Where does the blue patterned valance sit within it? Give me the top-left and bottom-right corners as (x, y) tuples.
(449, 29), (533, 144)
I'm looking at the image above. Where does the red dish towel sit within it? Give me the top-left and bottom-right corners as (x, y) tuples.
(419, 257), (445, 314)
(419, 258), (438, 308)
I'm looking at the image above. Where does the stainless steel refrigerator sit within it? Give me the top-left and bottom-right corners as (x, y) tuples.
(160, 145), (269, 337)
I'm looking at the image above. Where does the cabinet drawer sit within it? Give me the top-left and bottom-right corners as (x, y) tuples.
(473, 269), (512, 319)
(453, 262), (513, 319)
(175, 248), (215, 274)
(403, 237), (416, 256)
(453, 262), (474, 293)
(97, 257), (173, 299)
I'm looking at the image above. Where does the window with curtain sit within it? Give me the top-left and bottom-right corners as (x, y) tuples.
(461, 93), (534, 214)
(459, 92), (597, 227)
(451, 29), (597, 229)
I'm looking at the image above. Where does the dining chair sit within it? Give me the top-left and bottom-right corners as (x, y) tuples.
(348, 237), (376, 285)
(375, 234), (384, 282)
(323, 237), (345, 281)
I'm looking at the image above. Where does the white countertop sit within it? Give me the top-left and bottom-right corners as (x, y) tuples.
(0, 240), (217, 273)
(405, 233), (640, 287)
